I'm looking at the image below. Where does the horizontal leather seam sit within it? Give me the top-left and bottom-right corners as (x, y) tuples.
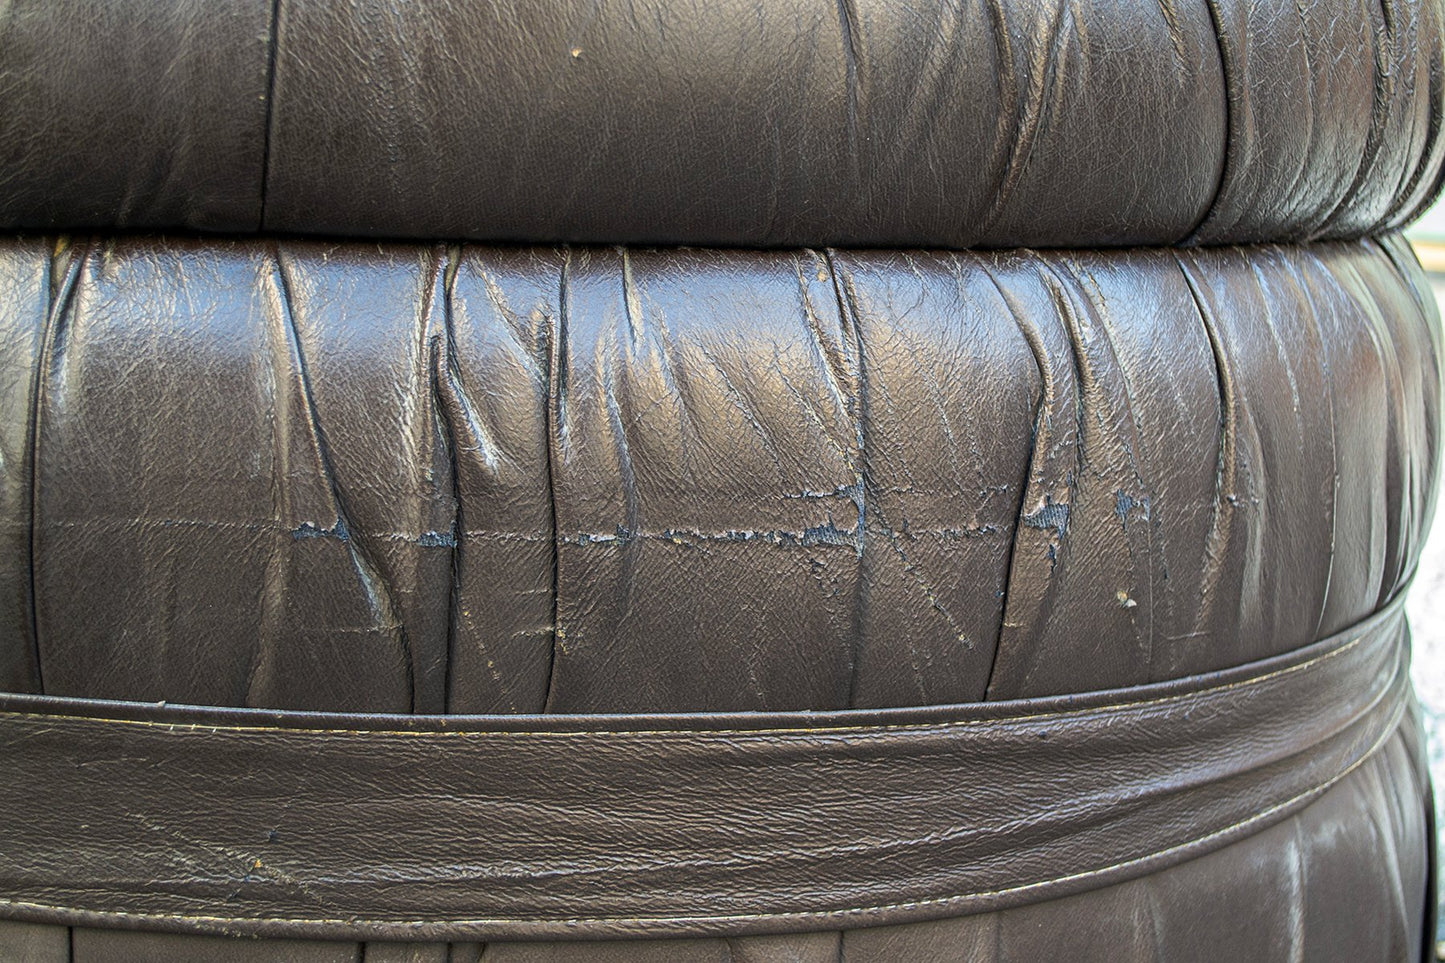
(0, 692), (1403, 934)
(0, 598), (1409, 940)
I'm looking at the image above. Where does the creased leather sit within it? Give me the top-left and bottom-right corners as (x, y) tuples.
(1, 0), (1443, 247)
(1, 236), (1438, 713)
(2, 1), (1443, 957)
(0, 596), (1413, 940)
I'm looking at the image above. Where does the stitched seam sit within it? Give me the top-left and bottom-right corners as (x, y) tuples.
(0, 610), (1397, 739)
(0, 688), (1404, 930)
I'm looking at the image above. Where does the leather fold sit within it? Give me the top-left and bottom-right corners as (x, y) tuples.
(0, 594), (1413, 941)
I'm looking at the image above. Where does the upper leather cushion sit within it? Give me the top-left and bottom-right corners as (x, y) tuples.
(1, 0), (1443, 247)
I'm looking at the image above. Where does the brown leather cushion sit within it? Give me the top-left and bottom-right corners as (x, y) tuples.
(1, 0), (1443, 247)
(1, 235), (1437, 714)
(1, 0), (1442, 958)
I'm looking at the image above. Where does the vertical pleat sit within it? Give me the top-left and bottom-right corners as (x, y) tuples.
(983, 251), (1159, 698)
(1193, 0), (1444, 242)
(546, 248), (860, 712)
(1173, 246), (1337, 666)
(1146, 809), (1305, 959)
(843, 0), (1226, 246)
(1061, 251), (1225, 683)
(827, 251), (1038, 706)
(1294, 748), (1410, 959)
(0, 239), (50, 692)
(1341, 237), (1445, 600)
(440, 248), (563, 714)
(1294, 244), (1395, 636)
(267, 243), (456, 712)
(8, 237), (1438, 713)
(1367, 0), (1445, 232)
(31, 240), (413, 710)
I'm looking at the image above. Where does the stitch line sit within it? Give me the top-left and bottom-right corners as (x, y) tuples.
(0, 608), (1397, 741)
(0, 688), (1404, 932)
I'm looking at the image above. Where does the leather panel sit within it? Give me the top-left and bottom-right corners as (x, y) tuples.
(1, 236), (1437, 713)
(0, 599), (1414, 939)
(0, 701), (1428, 961)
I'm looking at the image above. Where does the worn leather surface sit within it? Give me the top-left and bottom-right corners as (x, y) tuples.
(2, 0), (1444, 958)
(2, 0), (1444, 247)
(0, 599), (1411, 939)
(0, 232), (1438, 958)
(0, 235), (1437, 713)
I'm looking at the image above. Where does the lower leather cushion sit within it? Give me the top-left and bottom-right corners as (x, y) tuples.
(0, 235), (1439, 714)
(0, 702), (1430, 962)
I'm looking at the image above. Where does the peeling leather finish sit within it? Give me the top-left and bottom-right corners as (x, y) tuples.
(1, 0), (1444, 247)
(2, 0), (1444, 958)
(1, 236), (1438, 712)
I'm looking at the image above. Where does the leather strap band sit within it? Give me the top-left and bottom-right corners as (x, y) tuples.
(0, 597), (1412, 941)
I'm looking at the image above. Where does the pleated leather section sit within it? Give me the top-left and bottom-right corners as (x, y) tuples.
(1, 0), (1444, 246)
(1, 236), (1439, 713)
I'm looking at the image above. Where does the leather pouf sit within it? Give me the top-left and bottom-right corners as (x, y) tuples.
(0, 0), (1442, 959)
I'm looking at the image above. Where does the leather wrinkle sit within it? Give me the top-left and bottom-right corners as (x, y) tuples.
(541, 249), (567, 714)
(257, 0), (286, 231)
(1395, 16), (1445, 227)
(434, 243), (464, 715)
(263, 246), (415, 711)
(821, 249), (869, 707)
(3, 235), (1436, 715)
(0, 136), (1437, 953)
(976, 258), (1049, 700)
(27, 239), (84, 695)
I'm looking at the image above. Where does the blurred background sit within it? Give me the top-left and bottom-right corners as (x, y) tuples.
(1404, 212), (1445, 951)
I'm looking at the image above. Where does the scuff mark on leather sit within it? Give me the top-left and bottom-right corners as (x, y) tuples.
(1022, 498), (1070, 537)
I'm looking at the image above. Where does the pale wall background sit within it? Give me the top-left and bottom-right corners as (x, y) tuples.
(1403, 216), (1445, 944)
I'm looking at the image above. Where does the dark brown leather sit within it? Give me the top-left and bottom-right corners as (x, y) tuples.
(1, 235), (1437, 713)
(0, 231), (1438, 960)
(0, 596), (1413, 940)
(2, 0), (1444, 247)
(1, 0), (1443, 959)
(0, 707), (1433, 961)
